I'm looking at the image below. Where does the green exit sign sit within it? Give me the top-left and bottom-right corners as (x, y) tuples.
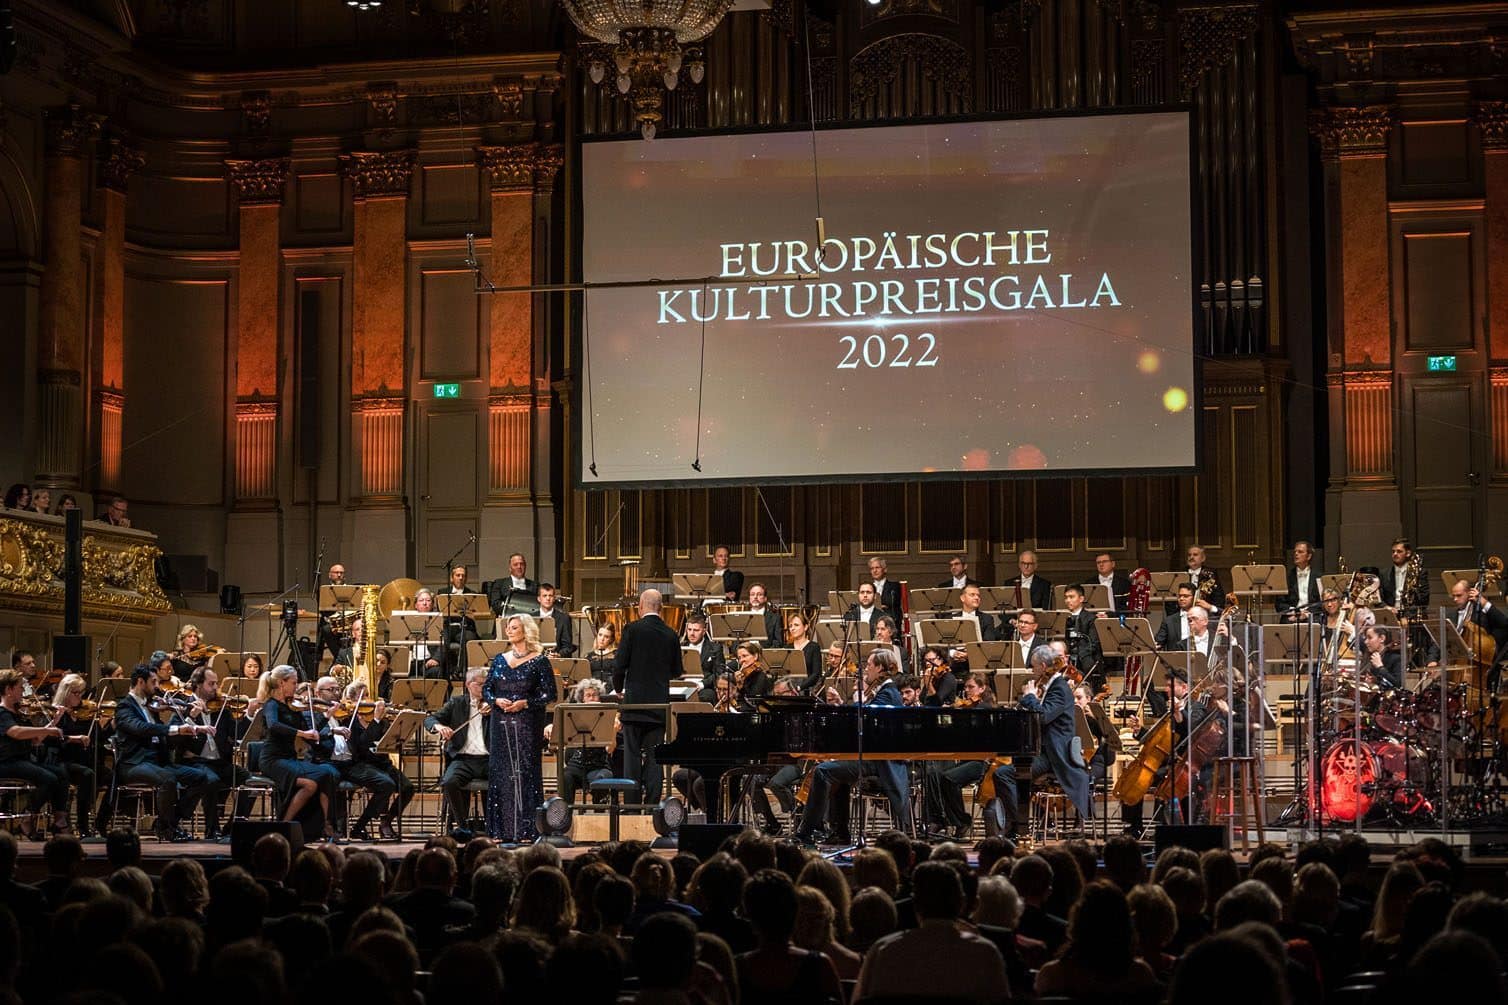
(432, 382), (461, 399)
(1427, 355), (1458, 372)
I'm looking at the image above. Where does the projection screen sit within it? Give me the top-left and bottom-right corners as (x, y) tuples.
(579, 109), (1197, 486)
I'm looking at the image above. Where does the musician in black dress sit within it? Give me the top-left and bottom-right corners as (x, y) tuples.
(43, 673), (100, 837)
(732, 641), (774, 712)
(258, 665), (341, 838)
(547, 678), (618, 804)
(785, 613), (823, 694)
(0, 668), (70, 838)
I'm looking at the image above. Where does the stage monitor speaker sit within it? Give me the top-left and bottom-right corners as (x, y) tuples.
(52, 634), (91, 683)
(297, 287), (321, 469)
(1154, 824), (1226, 855)
(678, 823), (747, 861)
(231, 820), (304, 867)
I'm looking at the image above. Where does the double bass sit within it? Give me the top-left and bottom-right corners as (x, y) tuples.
(1461, 557), (1503, 695)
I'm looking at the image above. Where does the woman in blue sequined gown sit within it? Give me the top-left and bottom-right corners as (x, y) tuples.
(483, 613), (557, 842)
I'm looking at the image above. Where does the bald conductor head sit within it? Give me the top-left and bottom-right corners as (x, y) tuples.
(639, 588), (664, 614)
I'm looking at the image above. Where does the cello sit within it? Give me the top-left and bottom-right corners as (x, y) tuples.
(1461, 557), (1503, 696)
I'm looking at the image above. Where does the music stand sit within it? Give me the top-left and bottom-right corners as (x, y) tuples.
(916, 618), (979, 648)
(1051, 584), (1111, 611)
(551, 703), (618, 814)
(97, 678), (132, 701)
(537, 617), (558, 647)
(319, 585), (365, 611)
(1429, 620), (1474, 665)
(977, 587), (1016, 612)
(1261, 623), (1323, 664)
(673, 574), (721, 601)
(220, 677), (258, 698)
(374, 709), (433, 833)
(763, 648), (804, 674)
(992, 668), (1031, 704)
(815, 620), (871, 647)
(465, 640), (508, 670)
(908, 588), (962, 615)
(1233, 565), (1286, 620)
(965, 642), (1013, 671)
(392, 678), (449, 712)
(679, 649), (708, 679)
(1034, 610), (1067, 637)
(437, 593), (491, 620)
(550, 657), (593, 687)
(1148, 573), (1185, 604)
(1094, 617), (1157, 661)
(390, 614), (441, 640)
(1319, 573), (1353, 596)
(829, 589), (862, 612)
(211, 651), (266, 678)
(709, 612), (762, 643)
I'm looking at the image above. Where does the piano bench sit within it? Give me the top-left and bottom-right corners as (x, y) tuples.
(588, 778), (640, 842)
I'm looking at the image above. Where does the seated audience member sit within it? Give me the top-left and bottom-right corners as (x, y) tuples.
(1035, 880), (1158, 996)
(854, 861), (1009, 1004)
(735, 869), (843, 1004)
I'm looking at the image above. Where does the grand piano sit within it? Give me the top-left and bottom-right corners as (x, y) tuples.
(655, 703), (1040, 823)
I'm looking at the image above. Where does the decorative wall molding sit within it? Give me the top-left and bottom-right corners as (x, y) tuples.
(1310, 105), (1396, 160)
(98, 138), (145, 193)
(1177, 4), (1258, 99)
(44, 104), (99, 157)
(476, 142), (564, 192)
(225, 157), (291, 205)
(340, 149), (416, 199)
(1473, 100), (1508, 152)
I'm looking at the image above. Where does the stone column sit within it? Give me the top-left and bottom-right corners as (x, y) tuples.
(476, 142), (562, 576)
(36, 106), (97, 489)
(92, 138), (144, 494)
(340, 149), (414, 574)
(1314, 105), (1397, 559)
(225, 158), (290, 503)
(1473, 102), (1508, 518)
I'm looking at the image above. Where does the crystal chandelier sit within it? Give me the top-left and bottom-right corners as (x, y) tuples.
(558, 0), (734, 139)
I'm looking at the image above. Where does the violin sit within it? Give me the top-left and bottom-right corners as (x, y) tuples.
(952, 694), (980, 708)
(205, 695), (251, 719)
(67, 699), (116, 722)
(328, 699), (404, 723)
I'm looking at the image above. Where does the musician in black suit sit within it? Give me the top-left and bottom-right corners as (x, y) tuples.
(1380, 538), (1429, 612)
(612, 588), (682, 802)
(1280, 541), (1323, 621)
(713, 546), (744, 602)
(343, 682), (415, 840)
(114, 663), (218, 842)
(938, 556), (980, 590)
(170, 665), (251, 842)
(792, 649), (913, 844)
(944, 584), (999, 642)
(535, 583), (574, 657)
(1089, 553), (1133, 613)
(1005, 550), (1053, 611)
(1175, 545), (1225, 615)
(485, 553), (537, 617)
(844, 582), (886, 627)
(1450, 579), (1508, 687)
(868, 557), (904, 625)
(435, 565), (482, 680)
(424, 668), (492, 830)
(1018, 645), (1091, 821)
(684, 616), (725, 699)
(1061, 585), (1103, 686)
(1155, 584), (1197, 651)
(745, 583), (784, 648)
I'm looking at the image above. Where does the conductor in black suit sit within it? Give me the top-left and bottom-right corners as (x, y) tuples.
(613, 588), (682, 802)
(713, 546), (744, 602)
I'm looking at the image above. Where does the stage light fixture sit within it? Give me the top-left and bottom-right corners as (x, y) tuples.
(535, 796), (575, 847)
(651, 795), (686, 848)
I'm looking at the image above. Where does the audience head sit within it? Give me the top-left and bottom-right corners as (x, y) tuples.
(974, 875), (1024, 929)
(1127, 882), (1178, 959)
(911, 860), (965, 922)
(849, 887), (899, 952)
(742, 868), (799, 945)
(545, 933), (625, 1005)
(511, 865), (575, 942)
(631, 913), (698, 991)
(1169, 931), (1290, 1005)
(851, 847), (900, 897)
(1214, 879), (1283, 931)
(249, 832), (291, 882)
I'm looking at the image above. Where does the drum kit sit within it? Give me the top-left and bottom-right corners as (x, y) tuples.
(1314, 663), (1476, 824)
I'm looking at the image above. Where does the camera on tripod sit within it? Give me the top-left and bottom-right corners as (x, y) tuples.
(281, 600), (300, 632)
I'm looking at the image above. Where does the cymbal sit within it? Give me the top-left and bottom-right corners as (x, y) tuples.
(246, 602), (317, 618)
(380, 578), (425, 619)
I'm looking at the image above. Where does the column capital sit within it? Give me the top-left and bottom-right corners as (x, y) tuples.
(339, 149), (415, 199)
(1474, 100), (1508, 151)
(45, 104), (99, 157)
(225, 157), (291, 206)
(1310, 105), (1396, 161)
(98, 138), (145, 194)
(476, 142), (564, 192)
